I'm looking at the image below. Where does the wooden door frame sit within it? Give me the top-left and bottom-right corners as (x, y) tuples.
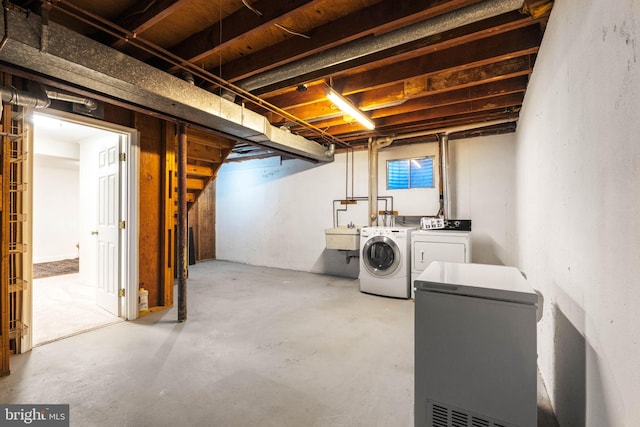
(31, 110), (141, 324)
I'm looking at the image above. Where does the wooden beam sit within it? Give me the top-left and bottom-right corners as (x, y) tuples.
(279, 69), (530, 128)
(368, 78), (529, 118)
(186, 164), (214, 177)
(161, 121), (176, 309)
(425, 56), (534, 92)
(332, 109), (517, 143)
(296, 92), (523, 136)
(186, 144), (223, 163)
(378, 92), (525, 126)
(217, 0), (482, 82)
(186, 128), (236, 149)
(112, 0), (190, 49)
(250, 12), (545, 96)
(261, 57), (534, 125)
(136, 112), (164, 310)
(1, 72), (12, 376)
(338, 26), (542, 95)
(259, 11), (542, 100)
(166, 0), (320, 72)
(187, 178), (204, 190)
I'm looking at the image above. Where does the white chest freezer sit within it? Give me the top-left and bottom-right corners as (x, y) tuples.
(414, 261), (538, 427)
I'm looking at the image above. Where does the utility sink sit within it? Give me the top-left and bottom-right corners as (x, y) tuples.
(325, 226), (361, 251)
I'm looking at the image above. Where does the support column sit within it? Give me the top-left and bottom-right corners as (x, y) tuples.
(177, 123), (188, 322)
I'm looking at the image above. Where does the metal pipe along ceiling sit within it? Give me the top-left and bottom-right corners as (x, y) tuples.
(238, 0), (526, 92)
(0, 85), (50, 109)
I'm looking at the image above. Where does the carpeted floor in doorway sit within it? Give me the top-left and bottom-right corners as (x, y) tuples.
(33, 258), (80, 279)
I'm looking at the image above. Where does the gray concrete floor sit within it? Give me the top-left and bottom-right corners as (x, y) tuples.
(1, 260), (558, 426)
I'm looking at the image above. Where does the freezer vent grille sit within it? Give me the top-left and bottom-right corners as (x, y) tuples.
(427, 400), (517, 427)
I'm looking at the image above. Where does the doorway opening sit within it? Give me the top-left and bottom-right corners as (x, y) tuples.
(30, 111), (138, 347)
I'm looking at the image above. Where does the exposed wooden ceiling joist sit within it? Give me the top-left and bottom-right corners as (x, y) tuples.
(4, 0), (554, 159)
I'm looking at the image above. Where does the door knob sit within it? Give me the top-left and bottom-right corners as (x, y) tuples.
(91, 230), (99, 235)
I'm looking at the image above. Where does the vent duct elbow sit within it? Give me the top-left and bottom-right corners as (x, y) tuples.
(325, 143), (336, 158)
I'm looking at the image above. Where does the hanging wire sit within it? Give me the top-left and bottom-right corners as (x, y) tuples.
(274, 23), (310, 39)
(241, 0), (262, 16)
(242, 0), (310, 39)
(125, 0), (159, 18)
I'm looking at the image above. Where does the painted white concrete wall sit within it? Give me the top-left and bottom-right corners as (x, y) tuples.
(514, 0), (640, 425)
(449, 133), (516, 265)
(378, 142), (442, 216)
(32, 140), (80, 263)
(216, 134), (516, 276)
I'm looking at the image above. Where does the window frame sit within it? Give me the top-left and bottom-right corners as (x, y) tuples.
(386, 156), (435, 190)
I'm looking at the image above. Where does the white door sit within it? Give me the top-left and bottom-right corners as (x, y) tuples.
(96, 138), (120, 315)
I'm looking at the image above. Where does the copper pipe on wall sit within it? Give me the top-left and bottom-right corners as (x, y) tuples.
(177, 123), (188, 322)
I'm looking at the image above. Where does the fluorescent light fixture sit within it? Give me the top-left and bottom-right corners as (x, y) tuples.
(325, 87), (375, 130)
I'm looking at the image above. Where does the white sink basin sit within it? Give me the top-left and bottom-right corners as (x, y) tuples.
(325, 226), (361, 250)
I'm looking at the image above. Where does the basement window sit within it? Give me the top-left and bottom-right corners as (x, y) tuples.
(387, 157), (434, 190)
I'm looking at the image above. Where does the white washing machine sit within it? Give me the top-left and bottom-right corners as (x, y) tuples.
(359, 226), (416, 298)
(411, 230), (471, 299)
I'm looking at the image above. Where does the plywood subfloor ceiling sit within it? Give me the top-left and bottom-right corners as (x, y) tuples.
(11, 0), (553, 160)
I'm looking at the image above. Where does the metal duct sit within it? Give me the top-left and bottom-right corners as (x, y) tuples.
(45, 89), (97, 111)
(0, 85), (50, 108)
(439, 133), (451, 219)
(0, 7), (333, 163)
(390, 118), (517, 142)
(368, 136), (393, 226)
(325, 143), (336, 157)
(238, 0), (525, 92)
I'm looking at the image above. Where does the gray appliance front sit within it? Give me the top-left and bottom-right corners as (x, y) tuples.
(414, 263), (537, 427)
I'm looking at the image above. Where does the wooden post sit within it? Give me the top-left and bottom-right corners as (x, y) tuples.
(177, 123), (188, 322)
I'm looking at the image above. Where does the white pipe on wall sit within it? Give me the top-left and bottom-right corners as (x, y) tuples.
(368, 136), (394, 226)
(439, 133), (451, 219)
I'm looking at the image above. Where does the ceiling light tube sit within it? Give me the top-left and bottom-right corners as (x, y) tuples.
(326, 88), (375, 130)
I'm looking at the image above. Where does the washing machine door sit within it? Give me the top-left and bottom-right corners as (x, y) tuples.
(362, 235), (401, 277)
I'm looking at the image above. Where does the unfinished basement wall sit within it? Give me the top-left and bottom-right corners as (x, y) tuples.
(215, 134), (515, 276)
(514, 0), (640, 425)
(448, 133), (516, 266)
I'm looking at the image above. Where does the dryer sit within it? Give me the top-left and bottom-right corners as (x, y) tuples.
(359, 226), (416, 298)
(411, 230), (471, 299)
